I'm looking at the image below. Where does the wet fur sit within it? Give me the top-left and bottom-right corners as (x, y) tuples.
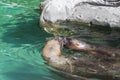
(42, 37), (120, 80)
(63, 37), (120, 58)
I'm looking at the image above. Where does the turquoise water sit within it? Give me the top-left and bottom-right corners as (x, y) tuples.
(0, 0), (120, 80)
(0, 0), (66, 80)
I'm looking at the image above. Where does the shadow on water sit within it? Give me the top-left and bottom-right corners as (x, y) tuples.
(3, 64), (45, 80)
(0, 10), (66, 80)
(3, 62), (64, 80)
(60, 22), (120, 47)
(1, 12), (52, 48)
(73, 24), (120, 48)
(88, 26), (120, 47)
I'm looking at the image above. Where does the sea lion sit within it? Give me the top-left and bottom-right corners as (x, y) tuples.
(63, 37), (120, 58)
(42, 37), (72, 71)
(42, 37), (120, 80)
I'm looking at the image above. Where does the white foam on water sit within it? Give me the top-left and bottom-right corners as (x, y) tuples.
(0, 1), (24, 8)
(5, 15), (13, 18)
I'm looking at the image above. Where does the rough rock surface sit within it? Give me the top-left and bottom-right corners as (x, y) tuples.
(40, 0), (120, 28)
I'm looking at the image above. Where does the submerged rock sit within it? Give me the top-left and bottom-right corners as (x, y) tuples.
(40, 0), (120, 29)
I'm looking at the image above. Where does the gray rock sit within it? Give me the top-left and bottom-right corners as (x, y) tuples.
(40, 0), (120, 28)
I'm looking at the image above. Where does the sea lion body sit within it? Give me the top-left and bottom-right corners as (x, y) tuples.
(42, 38), (72, 71)
(63, 37), (120, 57)
(42, 37), (120, 80)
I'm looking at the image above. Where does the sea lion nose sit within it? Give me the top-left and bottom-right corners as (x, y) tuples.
(62, 37), (73, 46)
(62, 37), (68, 45)
(56, 36), (67, 45)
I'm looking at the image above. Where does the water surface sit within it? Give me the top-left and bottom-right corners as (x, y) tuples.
(0, 0), (66, 80)
(0, 0), (120, 80)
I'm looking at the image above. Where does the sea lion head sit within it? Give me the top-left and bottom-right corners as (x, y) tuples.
(54, 36), (67, 48)
(53, 37), (90, 51)
(62, 37), (89, 51)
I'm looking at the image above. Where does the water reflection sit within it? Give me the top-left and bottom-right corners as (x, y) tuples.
(65, 23), (120, 47)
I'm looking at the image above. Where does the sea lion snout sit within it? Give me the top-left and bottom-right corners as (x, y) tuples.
(63, 37), (90, 51)
(62, 37), (79, 46)
(54, 37), (89, 51)
(53, 36), (68, 48)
